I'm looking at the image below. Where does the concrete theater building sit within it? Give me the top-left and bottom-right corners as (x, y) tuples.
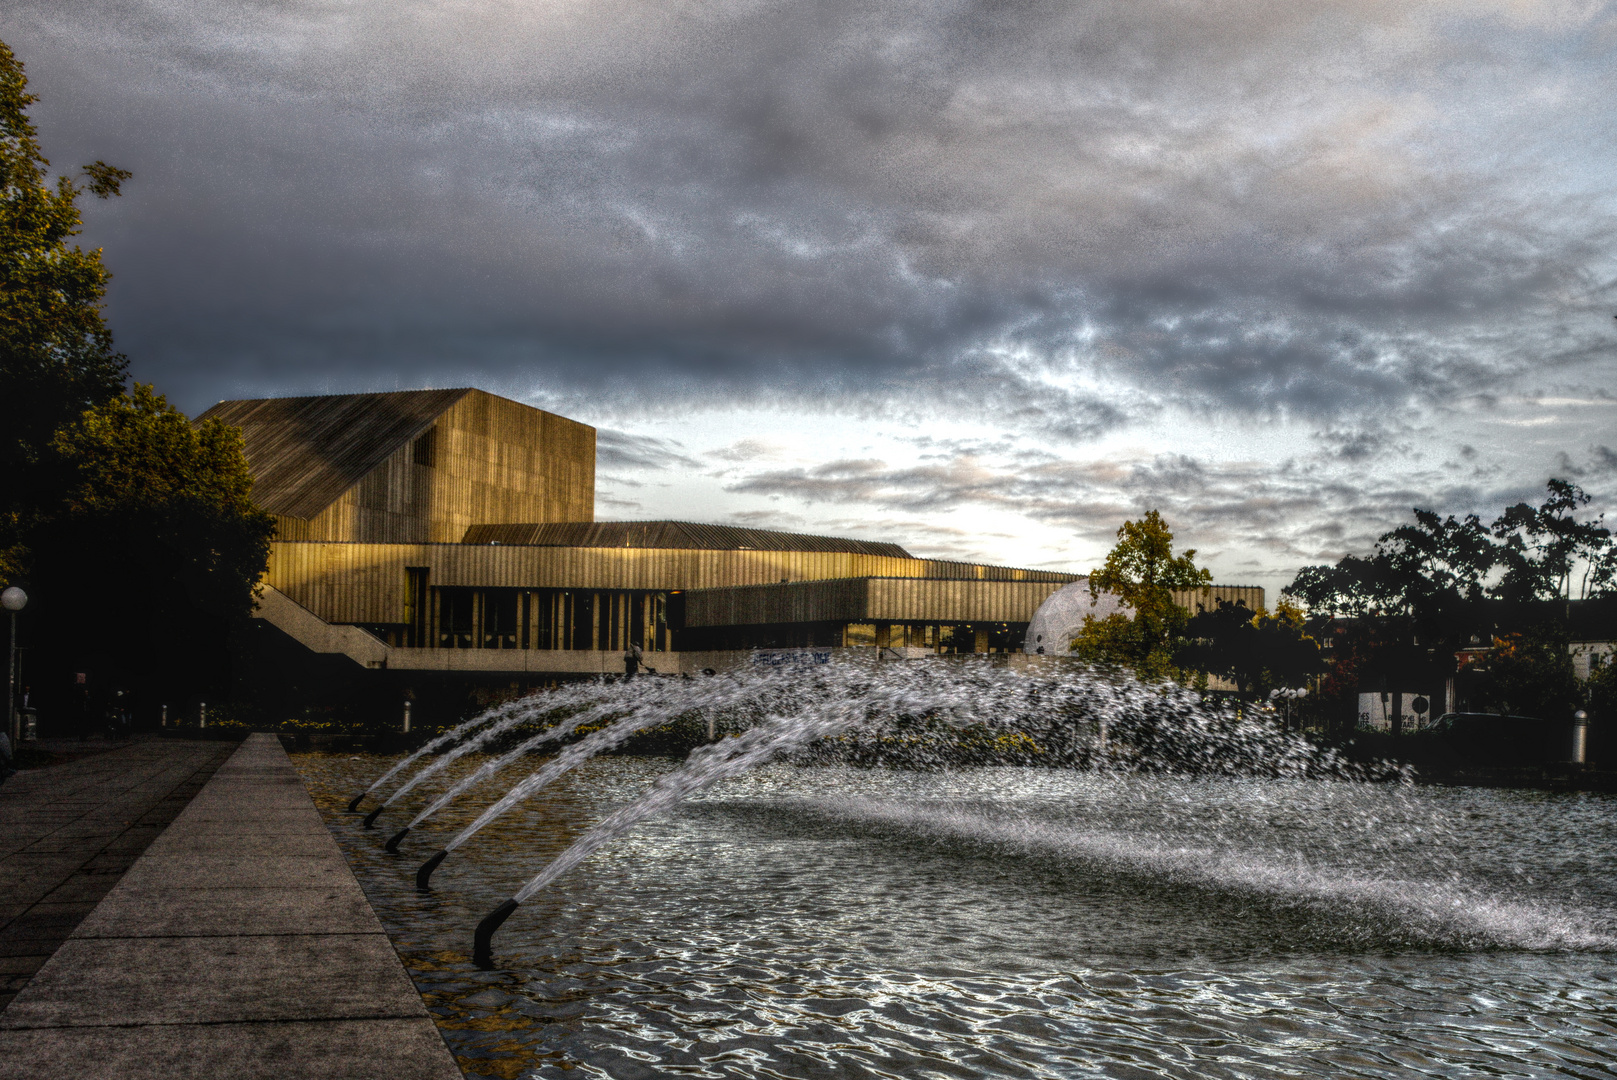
(209, 389), (1260, 711)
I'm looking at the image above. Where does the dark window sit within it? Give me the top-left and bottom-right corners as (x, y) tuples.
(439, 590), (474, 649)
(412, 427), (437, 467)
(483, 590), (519, 649)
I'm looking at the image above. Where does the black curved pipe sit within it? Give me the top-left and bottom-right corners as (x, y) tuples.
(362, 806), (384, 828)
(384, 827), (411, 853)
(416, 849), (449, 890)
(473, 898), (520, 968)
(346, 793), (367, 813)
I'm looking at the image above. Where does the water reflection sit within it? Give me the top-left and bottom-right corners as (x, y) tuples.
(298, 753), (1617, 1079)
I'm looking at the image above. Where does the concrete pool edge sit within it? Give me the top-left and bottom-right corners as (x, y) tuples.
(0, 733), (463, 1080)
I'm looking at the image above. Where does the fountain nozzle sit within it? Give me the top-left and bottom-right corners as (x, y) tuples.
(362, 806), (384, 828)
(385, 827), (411, 853)
(473, 898), (520, 968)
(346, 793), (367, 813)
(416, 849), (449, 890)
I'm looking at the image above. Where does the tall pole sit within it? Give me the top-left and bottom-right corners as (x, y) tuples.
(7, 610), (15, 746)
(2, 588), (27, 745)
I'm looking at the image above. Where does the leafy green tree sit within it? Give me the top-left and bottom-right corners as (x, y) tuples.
(1284, 480), (1616, 633)
(1177, 599), (1323, 699)
(1462, 628), (1579, 720)
(1072, 510), (1210, 679)
(0, 40), (131, 579)
(1493, 479), (1611, 602)
(29, 385), (275, 714)
(0, 47), (273, 720)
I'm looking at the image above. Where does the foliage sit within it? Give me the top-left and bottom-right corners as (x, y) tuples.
(1284, 480), (1616, 637)
(1072, 511), (1210, 680)
(1587, 652), (1617, 722)
(1461, 629), (1580, 720)
(1493, 480), (1613, 602)
(1177, 599), (1324, 699)
(20, 386), (273, 711)
(44, 384), (275, 620)
(0, 40), (130, 579)
(0, 45), (274, 718)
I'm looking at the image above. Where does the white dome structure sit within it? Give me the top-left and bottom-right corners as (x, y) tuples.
(1023, 577), (1130, 655)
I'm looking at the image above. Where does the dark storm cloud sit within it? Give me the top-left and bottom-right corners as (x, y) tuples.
(9, 0), (1615, 430)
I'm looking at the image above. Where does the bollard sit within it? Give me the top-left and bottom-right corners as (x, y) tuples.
(160, 704), (167, 728)
(403, 700), (412, 734)
(1570, 710), (1589, 766)
(199, 701), (207, 729)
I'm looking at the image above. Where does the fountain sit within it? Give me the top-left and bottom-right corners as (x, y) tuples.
(344, 657), (1393, 959)
(359, 680), (630, 827)
(304, 656), (1617, 1077)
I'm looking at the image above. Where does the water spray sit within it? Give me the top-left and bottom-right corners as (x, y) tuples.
(343, 705), (515, 814)
(410, 676), (765, 883)
(363, 682), (644, 837)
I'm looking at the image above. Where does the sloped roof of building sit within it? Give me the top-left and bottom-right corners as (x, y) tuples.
(462, 521), (913, 558)
(197, 389), (473, 519)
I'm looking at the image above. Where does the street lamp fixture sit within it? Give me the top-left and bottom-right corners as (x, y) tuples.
(3, 587), (27, 745)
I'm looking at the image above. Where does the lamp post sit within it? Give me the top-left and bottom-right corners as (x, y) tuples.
(3, 587), (27, 746)
(1268, 686), (1308, 731)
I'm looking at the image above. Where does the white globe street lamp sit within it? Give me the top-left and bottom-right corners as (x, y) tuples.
(3, 587), (27, 745)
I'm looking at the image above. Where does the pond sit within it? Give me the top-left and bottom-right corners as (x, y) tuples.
(297, 751), (1617, 1079)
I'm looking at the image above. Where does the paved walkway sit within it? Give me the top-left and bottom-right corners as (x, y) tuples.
(0, 733), (462, 1079)
(0, 738), (235, 1010)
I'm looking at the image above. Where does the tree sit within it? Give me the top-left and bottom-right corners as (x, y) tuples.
(0, 46), (272, 722)
(1072, 510), (1210, 679)
(1493, 480), (1611, 602)
(28, 385), (275, 714)
(1283, 480), (1617, 627)
(1177, 598), (1323, 699)
(0, 39), (131, 579)
(1461, 628), (1579, 721)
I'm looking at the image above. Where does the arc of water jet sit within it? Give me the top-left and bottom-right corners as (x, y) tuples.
(439, 675), (776, 853)
(356, 693), (552, 823)
(364, 681), (614, 827)
(418, 679), (767, 884)
(388, 685), (686, 853)
(472, 702), (863, 965)
(346, 708), (508, 812)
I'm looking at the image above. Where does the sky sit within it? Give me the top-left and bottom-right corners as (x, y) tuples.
(7, 0), (1617, 596)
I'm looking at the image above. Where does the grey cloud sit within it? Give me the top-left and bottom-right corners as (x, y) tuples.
(721, 436), (1606, 587)
(596, 429), (704, 471)
(706, 439), (785, 464)
(9, 0), (1614, 434)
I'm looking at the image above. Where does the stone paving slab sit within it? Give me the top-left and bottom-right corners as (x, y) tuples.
(0, 739), (234, 1008)
(2, 934), (432, 1028)
(73, 886), (377, 937)
(0, 1018), (463, 1080)
(0, 734), (462, 1080)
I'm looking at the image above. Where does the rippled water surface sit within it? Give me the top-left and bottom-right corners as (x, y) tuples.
(297, 754), (1617, 1079)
